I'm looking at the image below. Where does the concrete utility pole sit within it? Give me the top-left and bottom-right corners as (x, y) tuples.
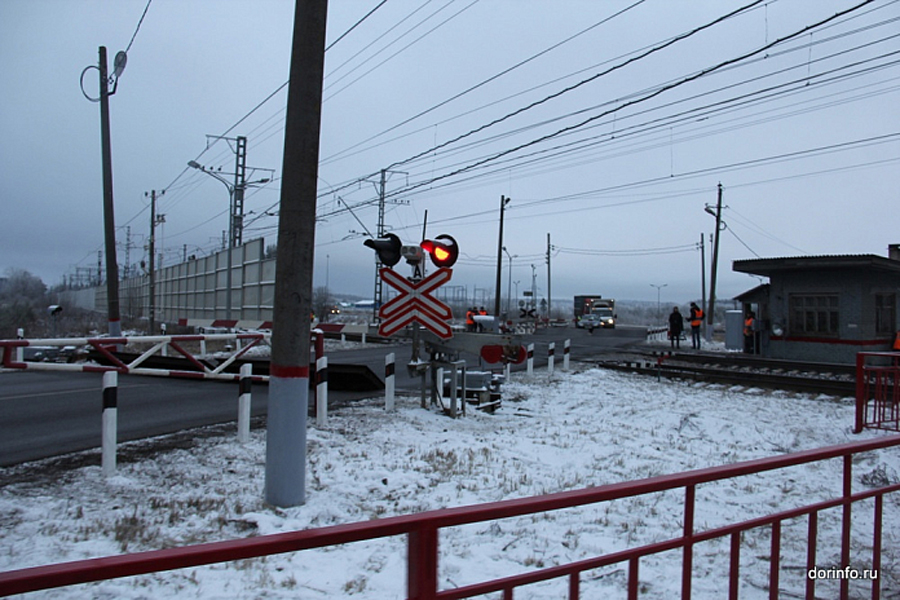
(706, 183), (724, 342)
(546, 233), (552, 319)
(146, 190), (164, 334)
(494, 195), (510, 316)
(98, 46), (122, 338)
(700, 233), (707, 336)
(266, 0), (328, 508)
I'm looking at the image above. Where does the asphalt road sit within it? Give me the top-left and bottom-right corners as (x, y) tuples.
(0, 324), (647, 467)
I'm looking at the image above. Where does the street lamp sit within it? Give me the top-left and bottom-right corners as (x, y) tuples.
(650, 283), (668, 322)
(187, 160), (270, 321)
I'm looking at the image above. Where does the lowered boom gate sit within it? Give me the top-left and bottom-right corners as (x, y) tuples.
(0, 435), (897, 598)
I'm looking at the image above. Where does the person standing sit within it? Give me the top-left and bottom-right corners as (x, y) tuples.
(668, 306), (685, 349)
(744, 311), (757, 354)
(688, 302), (704, 350)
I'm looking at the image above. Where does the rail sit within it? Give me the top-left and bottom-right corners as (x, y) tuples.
(855, 351), (900, 433)
(0, 435), (896, 599)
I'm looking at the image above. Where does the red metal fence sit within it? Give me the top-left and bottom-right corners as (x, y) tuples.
(0, 435), (897, 599)
(855, 352), (900, 433)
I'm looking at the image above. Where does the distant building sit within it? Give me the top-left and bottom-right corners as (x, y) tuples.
(732, 245), (900, 363)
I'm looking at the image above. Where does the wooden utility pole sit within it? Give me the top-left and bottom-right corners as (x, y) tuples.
(266, 0), (328, 508)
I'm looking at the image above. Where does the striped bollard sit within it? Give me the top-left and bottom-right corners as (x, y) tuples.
(15, 328), (24, 363)
(548, 342), (555, 375)
(101, 371), (117, 477)
(527, 343), (534, 376)
(385, 352), (395, 411)
(564, 339), (570, 370)
(316, 356), (328, 427)
(238, 363), (252, 444)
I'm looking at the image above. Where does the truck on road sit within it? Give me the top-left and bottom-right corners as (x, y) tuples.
(574, 295), (617, 329)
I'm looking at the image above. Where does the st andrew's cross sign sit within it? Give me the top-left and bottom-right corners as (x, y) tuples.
(378, 267), (454, 339)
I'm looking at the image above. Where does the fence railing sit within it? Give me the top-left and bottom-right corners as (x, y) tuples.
(1, 434), (896, 599)
(855, 351), (900, 433)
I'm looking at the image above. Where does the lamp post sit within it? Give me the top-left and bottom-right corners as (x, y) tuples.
(651, 283), (668, 321)
(81, 46), (127, 338)
(187, 160), (269, 321)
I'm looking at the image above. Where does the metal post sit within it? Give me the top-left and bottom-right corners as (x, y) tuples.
(385, 352), (395, 411)
(98, 46), (121, 339)
(238, 363), (252, 444)
(527, 343), (534, 376)
(548, 342), (555, 375)
(316, 356), (328, 427)
(101, 371), (117, 477)
(266, 0), (328, 508)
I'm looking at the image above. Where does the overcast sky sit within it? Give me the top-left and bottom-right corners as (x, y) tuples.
(2, 0), (898, 307)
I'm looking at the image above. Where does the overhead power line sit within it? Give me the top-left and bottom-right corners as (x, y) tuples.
(383, 0), (767, 172)
(385, 0), (877, 201)
(322, 0), (648, 165)
(125, 0), (152, 53)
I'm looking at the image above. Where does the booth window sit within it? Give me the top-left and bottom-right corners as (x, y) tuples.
(875, 293), (896, 336)
(789, 294), (839, 337)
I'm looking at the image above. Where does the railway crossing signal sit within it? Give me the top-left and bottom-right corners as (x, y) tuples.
(421, 234), (458, 268)
(365, 233), (460, 339)
(364, 233), (402, 267)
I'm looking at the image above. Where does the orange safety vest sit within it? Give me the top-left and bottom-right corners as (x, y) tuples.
(465, 311), (474, 325)
(893, 331), (900, 351)
(691, 309), (704, 327)
(744, 317), (755, 336)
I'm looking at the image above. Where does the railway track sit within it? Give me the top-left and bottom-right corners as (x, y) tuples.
(596, 350), (857, 397)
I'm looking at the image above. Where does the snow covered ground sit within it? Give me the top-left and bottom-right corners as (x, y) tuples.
(1, 360), (898, 599)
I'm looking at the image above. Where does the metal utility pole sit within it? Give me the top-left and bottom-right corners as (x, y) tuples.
(494, 195), (511, 316)
(267, 0), (328, 508)
(187, 140), (270, 322)
(98, 46), (122, 338)
(232, 136), (247, 248)
(706, 183), (724, 342)
(373, 169), (387, 324)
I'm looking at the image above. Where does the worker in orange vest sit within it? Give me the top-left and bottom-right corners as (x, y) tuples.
(465, 308), (475, 332)
(744, 311), (756, 354)
(893, 330), (900, 351)
(689, 302), (704, 350)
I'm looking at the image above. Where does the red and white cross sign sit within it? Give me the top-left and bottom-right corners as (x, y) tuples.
(378, 267), (454, 339)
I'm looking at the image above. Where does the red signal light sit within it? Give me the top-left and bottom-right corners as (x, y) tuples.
(420, 234), (458, 268)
